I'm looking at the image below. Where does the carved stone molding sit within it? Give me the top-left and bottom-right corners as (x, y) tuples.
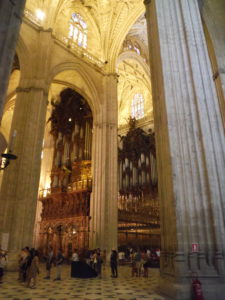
(16, 86), (48, 95)
(94, 122), (117, 129)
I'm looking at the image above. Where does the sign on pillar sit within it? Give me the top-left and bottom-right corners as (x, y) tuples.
(192, 243), (199, 253)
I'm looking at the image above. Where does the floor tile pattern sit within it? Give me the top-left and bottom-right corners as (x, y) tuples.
(0, 264), (173, 300)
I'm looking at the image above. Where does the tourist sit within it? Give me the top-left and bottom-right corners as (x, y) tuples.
(141, 250), (149, 277)
(54, 249), (64, 281)
(110, 249), (118, 278)
(70, 248), (79, 277)
(18, 248), (25, 281)
(90, 250), (94, 268)
(118, 250), (125, 265)
(72, 248), (79, 262)
(19, 247), (31, 283)
(44, 246), (54, 279)
(84, 249), (91, 265)
(96, 251), (103, 276)
(92, 250), (98, 273)
(134, 249), (142, 277)
(0, 249), (8, 284)
(146, 248), (151, 259)
(156, 248), (160, 258)
(26, 249), (39, 289)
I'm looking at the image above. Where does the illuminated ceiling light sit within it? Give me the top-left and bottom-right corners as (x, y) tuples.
(36, 9), (45, 21)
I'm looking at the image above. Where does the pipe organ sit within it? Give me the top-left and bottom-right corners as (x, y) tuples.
(38, 88), (93, 257)
(118, 118), (160, 247)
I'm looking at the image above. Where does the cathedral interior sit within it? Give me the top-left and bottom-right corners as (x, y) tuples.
(0, 0), (225, 299)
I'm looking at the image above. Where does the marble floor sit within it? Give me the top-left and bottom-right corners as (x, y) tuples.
(0, 264), (173, 300)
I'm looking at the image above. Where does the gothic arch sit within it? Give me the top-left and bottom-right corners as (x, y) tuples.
(108, 6), (145, 72)
(16, 35), (31, 78)
(48, 62), (101, 117)
(117, 51), (150, 79)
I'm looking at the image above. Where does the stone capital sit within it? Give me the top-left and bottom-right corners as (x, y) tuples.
(143, 0), (151, 6)
(94, 122), (117, 130)
(16, 86), (48, 96)
(104, 73), (119, 79)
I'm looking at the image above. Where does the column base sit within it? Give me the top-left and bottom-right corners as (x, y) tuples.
(159, 274), (225, 300)
(5, 250), (20, 272)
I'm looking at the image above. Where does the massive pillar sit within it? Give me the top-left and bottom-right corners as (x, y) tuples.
(0, 84), (48, 268)
(89, 74), (118, 252)
(0, 27), (53, 269)
(199, 0), (225, 128)
(144, 0), (225, 299)
(0, 0), (26, 118)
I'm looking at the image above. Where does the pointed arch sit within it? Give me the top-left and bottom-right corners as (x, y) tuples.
(49, 62), (101, 117)
(108, 6), (145, 72)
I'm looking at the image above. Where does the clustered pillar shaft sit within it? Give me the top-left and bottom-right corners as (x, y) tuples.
(0, 0), (26, 117)
(145, 0), (225, 299)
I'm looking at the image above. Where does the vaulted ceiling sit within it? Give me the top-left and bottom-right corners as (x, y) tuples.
(25, 0), (146, 66)
(1, 0), (152, 148)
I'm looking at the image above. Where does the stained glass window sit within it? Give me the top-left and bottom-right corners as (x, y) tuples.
(131, 94), (144, 119)
(69, 13), (87, 48)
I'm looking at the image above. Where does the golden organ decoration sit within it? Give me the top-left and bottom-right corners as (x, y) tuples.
(39, 88), (92, 256)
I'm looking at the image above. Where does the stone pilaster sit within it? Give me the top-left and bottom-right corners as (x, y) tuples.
(0, 0), (26, 118)
(89, 74), (118, 253)
(0, 84), (48, 269)
(144, 0), (225, 299)
(199, 0), (225, 126)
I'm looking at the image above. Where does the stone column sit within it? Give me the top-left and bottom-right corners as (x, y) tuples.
(199, 0), (225, 127)
(89, 74), (118, 253)
(0, 84), (48, 269)
(0, 0), (26, 118)
(144, 0), (225, 299)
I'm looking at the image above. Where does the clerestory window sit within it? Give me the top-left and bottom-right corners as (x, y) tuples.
(131, 93), (144, 119)
(69, 13), (87, 48)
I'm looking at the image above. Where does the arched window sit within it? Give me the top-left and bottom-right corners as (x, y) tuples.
(131, 94), (144, 119)
(69, 13), (87, 48)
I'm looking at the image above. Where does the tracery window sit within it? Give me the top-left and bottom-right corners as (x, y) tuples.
(69, 13), (87, 48)
(131, 93), (144, 120)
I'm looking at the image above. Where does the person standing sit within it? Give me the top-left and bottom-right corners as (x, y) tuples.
(96, 251), (103, 277)
(71, 249), (79, 262)
(19, 247), (31, 283)
(26, 250), (39, 289)
(44, 246), (54, 279)
(110, 249), (118, 278)
(134, 248), (142, 277)
(0, 249), (8, 284)
(92, 251), (98, 273)
(71, 249), (79, 277)
(54, 249), (64, 281)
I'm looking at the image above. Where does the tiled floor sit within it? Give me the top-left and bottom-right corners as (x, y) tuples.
(0, 264), (172, 300)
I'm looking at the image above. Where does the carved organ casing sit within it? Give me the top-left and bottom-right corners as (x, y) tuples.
(39, 88), (93, 256)
(118, 118), (160, 247)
